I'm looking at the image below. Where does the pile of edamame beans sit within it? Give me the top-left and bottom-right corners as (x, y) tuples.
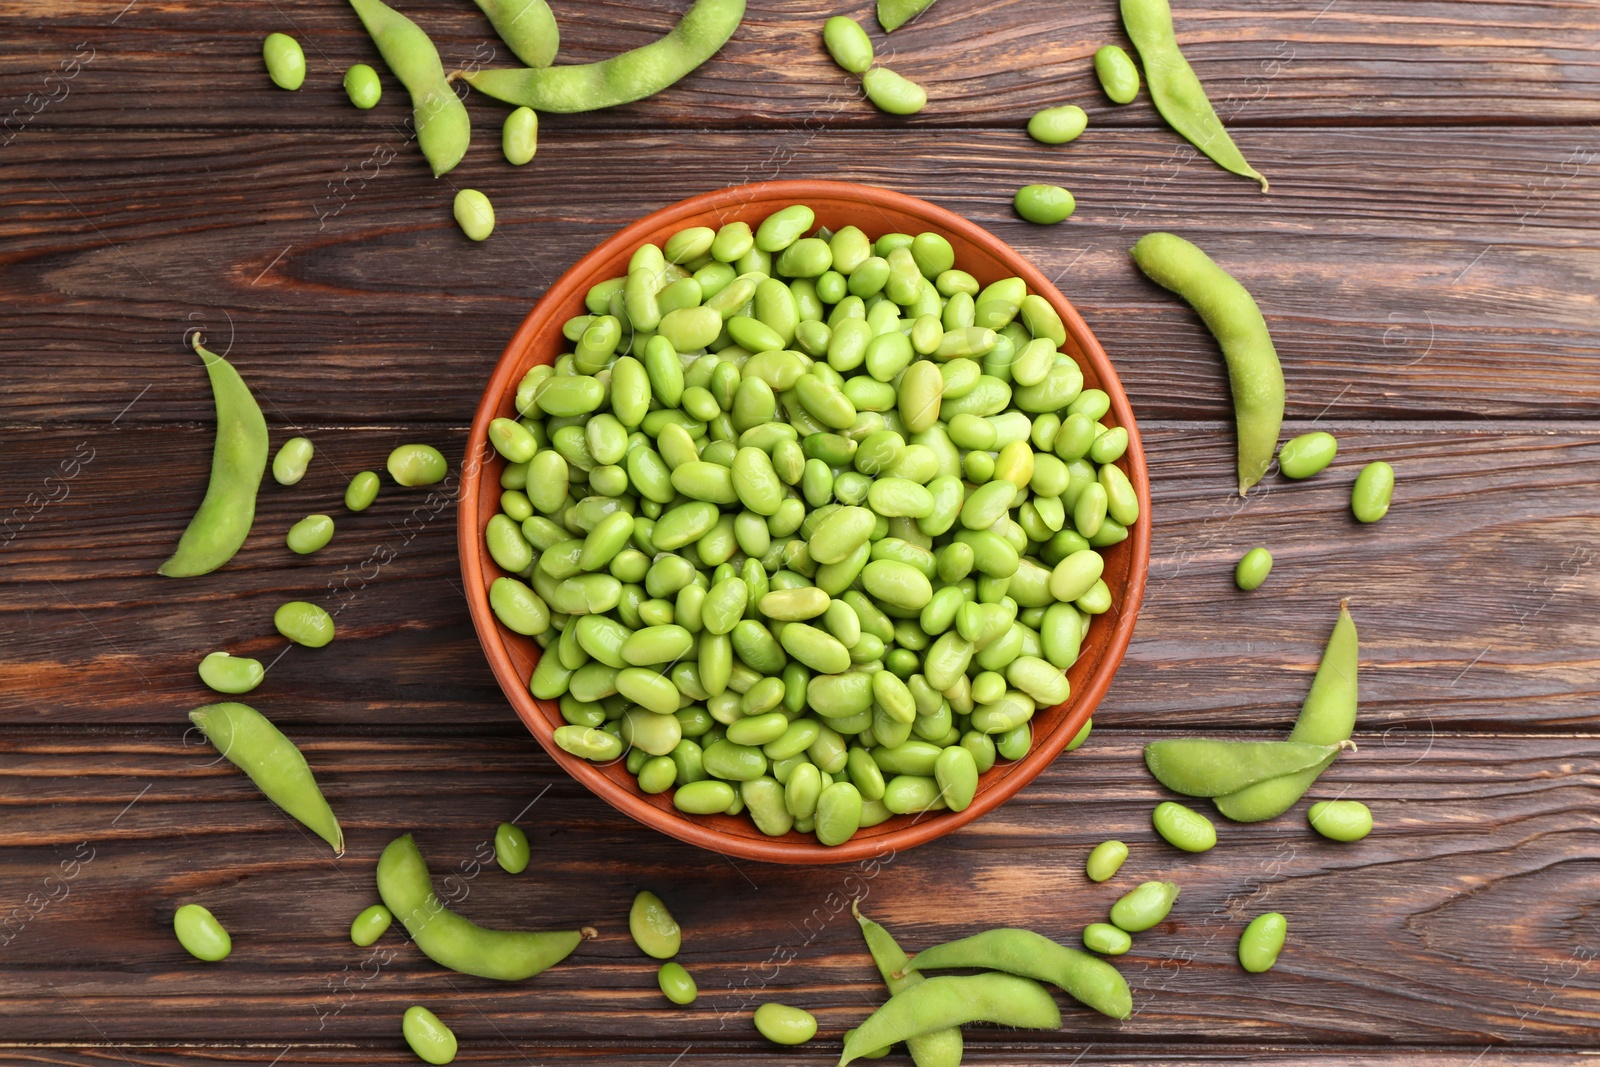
(482, 203), (1139, 847)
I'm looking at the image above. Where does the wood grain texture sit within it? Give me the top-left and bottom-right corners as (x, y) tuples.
(2, 424), (1596, 730)
(1, 127), (1597, 426)
(4, 0), (1598, 1057)
(1, 0), (1597, 130)
(1, 731), (1596, 1049)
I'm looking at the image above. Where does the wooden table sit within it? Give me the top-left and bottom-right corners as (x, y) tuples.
(4, 1), (1597, 1061)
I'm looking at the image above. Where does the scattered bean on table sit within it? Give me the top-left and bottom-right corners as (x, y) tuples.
(753, 1001), (817, 1045)
(275, 600), (335, 647)
(823, 16), (874, 73)
(454, 189), (496, 241)
(198, 651), (265, 695)
(174, 903), (232, 961)
(402, 1005), (458, 1064)
(1093, 44), (1139, 103)
(629, 891), (682, 959)
(286, 514), (335, 555)
(1152, 799), (1217, 852)
(262, 33), (306, 90)
(502, 106), (538, 165)
(272, 436), (314, 485)
(494, 822), (531, 872)
(388, 444), (447, 486)
(658, 960), (698, 1004)
(1278, 430), (1337, 479)
(343, 63), (383, 108)
(1234, 546), (1272, 590)
(1109, 880), (1179, 932)
(1082, 922), (1132, 955)
(1084, 839), (1128, 882)
(1309, 799), (1373, 841)
(1014, 184), (1077, 225)
(1238, 911), (1287, 972)
(1028, 105), (1088, 144)
(351, 903), (394, 946)
(346, 470), (381, 511)
(1351, 461), (1394, 523)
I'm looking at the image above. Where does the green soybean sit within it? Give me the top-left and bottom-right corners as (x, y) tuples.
(402, 1005), (458, 1065)
(502, 106), (538, 164)
(286, 514), (335, 554)
(658, 960), (698, 1004)
(823, 16), (874, 73)
(272, 436), (314, 485)
(1028, 104), (1088, 144)
(1084, 839), (1127, 882)
(494, 822), (531, 873)
(275, 600), (335, 647)
(343, 63), (382, 108)
(1235, 546), (1272, 590)
(1238, 912), (1287, 973)
(262, 32), (306, 90)
(454, 189), (495, 241)
(862, 66), (927, 115)
(754, 1002), (817, 1045)
(351, 903), (393, 947)
(173, 903), (232, 961)
(1352, 461), (1394, 523)
(1093, 44), (1139, 103)
(1014, 184), (1076, 225)
(1152, 800), (1217, 852)
(198, 651), (265, 695)
(1122, 0), (1267, 189)
(1109, 880), (1179, 932)
(1082, 922), (1132, 956)
(1278, 430), (1337, 479)
(629, 891), (681, 959)
(345, 470), (380, 511)
(1309, 799), (1373, 841)
(1132, 232), (1282, 494)
(387, 443), (447, 486)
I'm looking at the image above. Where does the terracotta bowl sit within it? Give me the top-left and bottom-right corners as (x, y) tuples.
(459, 180), (1150, 865)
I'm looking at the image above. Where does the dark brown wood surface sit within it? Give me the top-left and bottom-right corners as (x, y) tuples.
(2, 0), (1597, 1062)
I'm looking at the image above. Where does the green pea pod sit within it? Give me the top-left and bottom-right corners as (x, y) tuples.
(1144, 737), (1350, 797)
(189, 702), (343, 854)
(1121, 0), (1267, 190)
(159, 337), (267, 576)
(463, 0), (746, 112)
(852, 903), (963, 1066)
(473, 0), (558, 68)
(378, 835), (589, 980)
(842, 973), (1061, 1064)
(348, 0), (470, 177)
(1132, 232), (1282, 494)
(907, 927), (1131, 1019)
(1215, 602), (1358, 822)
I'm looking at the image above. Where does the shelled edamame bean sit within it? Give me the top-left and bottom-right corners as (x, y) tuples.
(1235, 546), (1272, 590)
(489, 203), (1143, 847)
(173, 903), (232, 961)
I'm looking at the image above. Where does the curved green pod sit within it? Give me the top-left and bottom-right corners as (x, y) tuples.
(841, 972), (1060, 1064)
(852, 902), (963, 1066)
(878, 0), (939, 32)
(1121, 0), (1267, 190)
(159, 337), (267, 577)
(1215, 602), (1358, 822)
(473, 0), (559, 68)
(463, 0), (745, 113)
(907, 927), (1131, 1019)
(189, 702), (343, 853)
(1131, 232), (1283, 494)
(377, 834), (589, 980)
(1144, 738), (1350, 797)
(348, 0), (470, 177)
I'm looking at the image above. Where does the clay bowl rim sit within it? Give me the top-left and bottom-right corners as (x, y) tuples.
(458, 179), (1150, 865)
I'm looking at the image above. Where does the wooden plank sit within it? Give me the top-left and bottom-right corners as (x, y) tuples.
(3, 424), (1596, 730)
(1, 0), (1597, 131)
(1, 127), (1596, 426)
(1, 730), (1596, 1048)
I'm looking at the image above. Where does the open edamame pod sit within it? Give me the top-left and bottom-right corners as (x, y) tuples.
(159, 336), (267, 577)
(348, 0), (470, 177)
(1214, 601), (1358, 822)
(377, 834), (592, 980)
(840, 972), (1061, 1065)
(852, 902), (963, 1066)
(1131, 232), (1283, 494)
(1144, 738), (1352, 797)
(473, 0), (559, 68)
(189, 702), (343, 853)
(1121, 0), (1267, 190)
(905, 927), (1131, 1019)
(461, 0), (745, 113)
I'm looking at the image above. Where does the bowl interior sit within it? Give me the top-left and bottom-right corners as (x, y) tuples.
(459, 180), (1150, 864)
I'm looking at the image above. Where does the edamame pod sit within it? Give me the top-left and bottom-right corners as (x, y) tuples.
(189, 702), (344, 853)
(841, 973), (1062, 1064)
(906, 927), (1131, 1019)
(463, 0), (747, 112)
(377, 834), (589, 980)
(473, 0), (558, 68)
(1144, 738), (1350, 797)
(160, 337), (267, 577)
(349, 0), (471, 177)
(1132, 232), (1282, 494)
(852, 902), (963, 1065)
